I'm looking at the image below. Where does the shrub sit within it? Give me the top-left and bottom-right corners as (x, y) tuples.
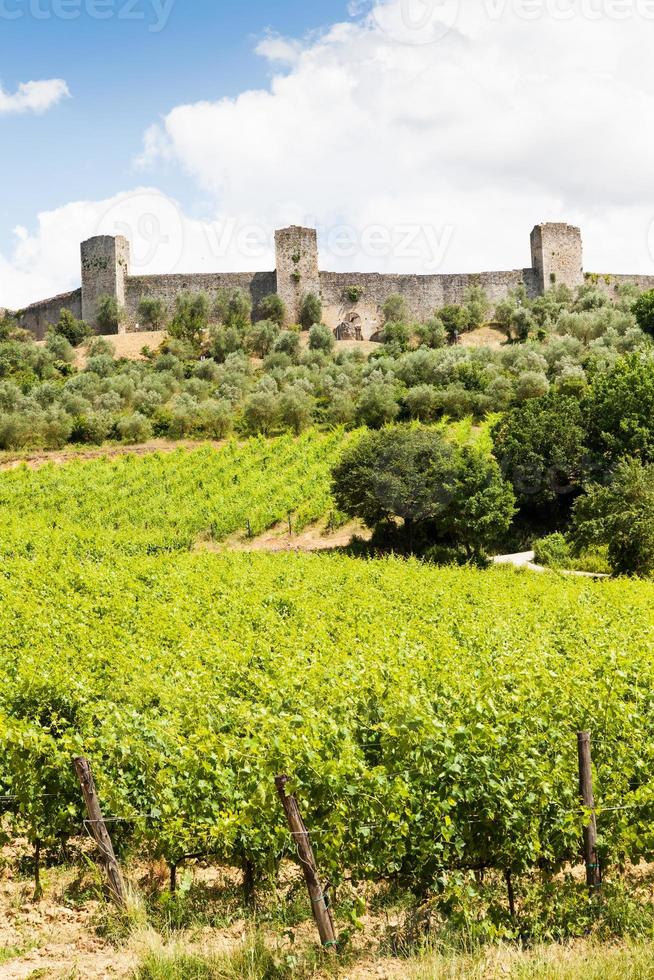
(116, 412), (153, 444)
(138, 296), (167, 330)
(273, 330), (301, 359)
(308, 323), (334, 354)
(256, 293), (286, 327)
(344, 285), (364, 303)
(383, 294), (408, 324)
(279, 389), (314, 434)
(169, 293), (210, 347)
(299, 292), (322, 330)
(52, 309), (92, 347)
(247, 320), (280, 358)
(572, 457), (654, 576)
(96, 295), (124, 334)
(533, 533), (573, 568)
(355, 384), (400, 429)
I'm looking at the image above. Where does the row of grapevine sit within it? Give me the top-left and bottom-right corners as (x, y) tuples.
(0, 552), (653, 893)
(0, 429), (356, 558)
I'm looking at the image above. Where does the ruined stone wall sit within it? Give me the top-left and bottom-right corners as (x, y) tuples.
(124, 271), (277, 329)
(16, 288), (82, 341)
(320, 269), (536, 339)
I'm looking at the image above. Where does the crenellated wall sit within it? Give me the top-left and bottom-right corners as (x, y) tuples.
(9, 221), (654, 340)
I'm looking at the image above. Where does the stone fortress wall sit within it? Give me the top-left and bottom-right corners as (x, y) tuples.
(12, 222), (654, 341)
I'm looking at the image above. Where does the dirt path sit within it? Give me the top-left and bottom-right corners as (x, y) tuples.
(0, 439), (227, 472)
(493, 551), (610, 579)
(197, 520), (372, 555)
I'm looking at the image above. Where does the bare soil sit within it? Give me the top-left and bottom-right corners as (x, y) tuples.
(195, 520), (372, 555)
(0, 439), (225, 473)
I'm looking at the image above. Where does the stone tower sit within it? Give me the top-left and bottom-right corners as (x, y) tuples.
(530, 223), (584, 294)
(274, 226), (321, 325)
(81, 235), (130, 330)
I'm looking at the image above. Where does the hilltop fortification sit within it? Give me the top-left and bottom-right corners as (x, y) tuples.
(12, 222), (654, 340)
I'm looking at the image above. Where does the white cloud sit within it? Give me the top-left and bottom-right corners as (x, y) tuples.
(0, 79), (69, 115)
(137, 0), (654, 276)
(0, 189), (277, 309)
(5, 0), (654, 307)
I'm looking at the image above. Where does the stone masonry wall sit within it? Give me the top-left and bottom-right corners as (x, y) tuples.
(320, 269), (537, 339)
(587, 272), (654, 298)
(12, 223), (654, 339)
(16, 288), (82, 341)
(125, 272), (277, 330)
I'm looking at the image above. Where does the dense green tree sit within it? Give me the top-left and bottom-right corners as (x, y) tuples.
(299, 292), (322, 330)
(584, 354), (654, 464)
(257, 293), (287, 327)
(633, 290), (654, 337)
(137, 296), (168, 331)
(52, 309), (92, 347)
(571, 458), (654, 576)
(332, 426), (515, 559)
(169, 292), (210, 347)
(492, 393), (587, 510)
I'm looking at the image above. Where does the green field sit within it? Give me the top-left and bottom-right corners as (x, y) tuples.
(3, 430), (654, 972)
(2, 546), (654, 889)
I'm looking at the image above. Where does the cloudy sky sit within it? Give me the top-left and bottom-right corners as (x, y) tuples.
(2, 0), (654, 308)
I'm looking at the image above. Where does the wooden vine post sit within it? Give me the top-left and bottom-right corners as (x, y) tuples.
(275, 775), (338, 953)
(73, 757), (126, 907)
(577, 732), (601, 893)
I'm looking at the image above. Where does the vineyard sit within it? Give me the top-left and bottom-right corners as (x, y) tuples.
(0, 429), (355, 557)
(2, 429), (654, 973)
(1, 549), (654, 903)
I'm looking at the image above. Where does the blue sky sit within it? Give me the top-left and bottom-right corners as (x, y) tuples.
(0, 0), (349, 251)
(3, 0), (654, 307)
